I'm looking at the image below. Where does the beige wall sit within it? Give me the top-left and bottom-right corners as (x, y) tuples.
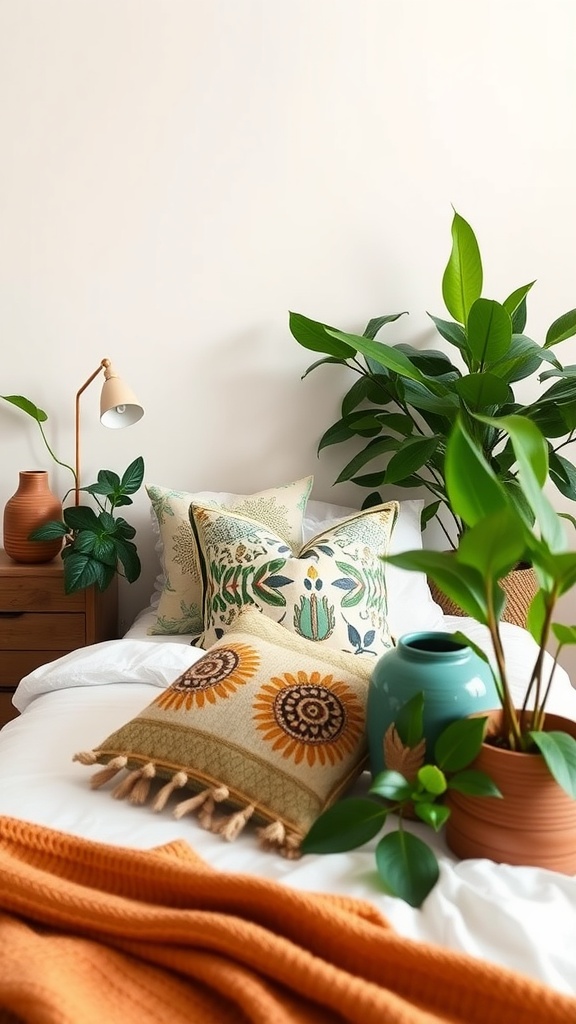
(1, 0), (576, 676)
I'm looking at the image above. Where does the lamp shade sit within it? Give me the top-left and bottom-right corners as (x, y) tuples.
(100, 367), (144, 429)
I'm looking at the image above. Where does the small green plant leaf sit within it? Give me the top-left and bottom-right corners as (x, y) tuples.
(447, 769), (502, 797)
(289, 312), (354, 358)
(503, 281), (535, 321)
(417, 765), (447, 796)
(529, 730), (576, 799)
(301, 798), (387, 855)
(363, 313), (408, 339)
(427, 314), (467, 352)
(115, 539), (141, 582)
(29, 520), (68, 540)
(434, 716), (488, 773)
(369, 770), (413, 803)
(551, 623), (576, 646)
(414, 801), (451, 831)
(441, 211), (483, 325)
(545, 309), (576, 348)
(121, 456), (145, 494)
(1, 395), (48, 422)
(63, 505), (101, 532)
(375, 830), (440, 908)
(466, 299), (512, 366)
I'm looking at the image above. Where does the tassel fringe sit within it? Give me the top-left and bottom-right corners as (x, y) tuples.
(211, 804), (254, 842)
(77, 753), (300, 859)
(129, 762), (156, 805)
(90, 756), (129, 790)
(151, 771), (188, 813)
(73, 750), (101, 766)
(257, 820), (302, 860)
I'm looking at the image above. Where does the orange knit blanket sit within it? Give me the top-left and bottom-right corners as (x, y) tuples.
(0, 817), (574, 1024)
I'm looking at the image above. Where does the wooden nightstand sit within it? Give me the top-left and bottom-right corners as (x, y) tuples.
(0, 550), (118, 727)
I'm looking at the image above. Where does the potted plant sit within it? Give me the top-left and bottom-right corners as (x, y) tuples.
(303, 413), (576, 904)
(289, 210), (576, 550)
(302, 691), (501, 908)
(1, 394), (144, 593)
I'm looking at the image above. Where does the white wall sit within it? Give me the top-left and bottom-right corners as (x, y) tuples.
(1, 0), (576, 671)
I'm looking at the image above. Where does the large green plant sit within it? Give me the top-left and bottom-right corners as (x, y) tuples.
(289, 212), (576, 546)
(304, 414), (576, 907)
(1, 394), (143, 593)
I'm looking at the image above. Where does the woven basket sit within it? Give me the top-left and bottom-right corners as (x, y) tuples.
(429, 564), (538, 629)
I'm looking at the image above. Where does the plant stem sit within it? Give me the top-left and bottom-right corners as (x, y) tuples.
(37, 421), (77, 487)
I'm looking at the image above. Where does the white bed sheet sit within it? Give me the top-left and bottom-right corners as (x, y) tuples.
(1, 612), (576, 996)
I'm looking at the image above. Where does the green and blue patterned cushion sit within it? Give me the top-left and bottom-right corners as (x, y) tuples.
(146, 477), (314, 635)
(190, 499), (399, 656)
(76, 609), (372, 853)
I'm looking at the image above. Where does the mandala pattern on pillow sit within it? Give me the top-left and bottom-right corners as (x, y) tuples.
(191, 500), (399, 656)
(75, 609), (372, 855)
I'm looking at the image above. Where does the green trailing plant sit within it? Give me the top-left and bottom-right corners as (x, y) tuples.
(302, 692), (500, 908)
(1, 394), (144, 593)
(384, 414), (576, 774)
(289, 211), (576, 547)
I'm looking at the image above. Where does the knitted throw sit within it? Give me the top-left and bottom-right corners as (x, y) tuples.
(0, 816), (574, 1024)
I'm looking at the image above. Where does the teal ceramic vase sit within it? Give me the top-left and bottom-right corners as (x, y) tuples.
(367, 631), (498, 777)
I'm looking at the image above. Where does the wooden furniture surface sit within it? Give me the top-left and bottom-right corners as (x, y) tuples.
(0, 550), (118, 727)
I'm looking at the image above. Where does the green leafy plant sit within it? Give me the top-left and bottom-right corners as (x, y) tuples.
(289, 211), (576, 547)
(1, 394), (144, 593)
(384, 413), (576, 782)
(31, 458), (144, 593)
(302, 692), (500, 908)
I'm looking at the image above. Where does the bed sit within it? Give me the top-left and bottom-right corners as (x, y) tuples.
(0, 488), (575, 1020)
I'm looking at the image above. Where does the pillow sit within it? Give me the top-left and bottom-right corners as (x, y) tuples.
(191, 500), (399, 655)
(304, 498), (445, 639)
(146, 477), (314, 636)
(75, 609), (372, 856)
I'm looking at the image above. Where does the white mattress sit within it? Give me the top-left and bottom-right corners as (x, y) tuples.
(1, 609), (575, 996)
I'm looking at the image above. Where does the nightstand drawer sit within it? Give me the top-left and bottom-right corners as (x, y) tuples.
(0, 650), (71, 686)
(0, 690), (19, 727)
(0, 577), (84, 613)
(0, 613), (85, 650)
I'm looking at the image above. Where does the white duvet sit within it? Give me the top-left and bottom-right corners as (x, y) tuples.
(0, 611), (575, 996)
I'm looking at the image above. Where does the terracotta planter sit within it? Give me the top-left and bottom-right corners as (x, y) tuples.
(3, 471), (63, 564)
(446, 710), (576, 873)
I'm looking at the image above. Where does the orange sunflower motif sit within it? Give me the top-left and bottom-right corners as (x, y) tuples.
(253, 670), (364, 766)
(155, 643), (260, 711)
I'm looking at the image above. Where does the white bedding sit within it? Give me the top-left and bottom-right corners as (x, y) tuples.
(1, 609), (576, 996)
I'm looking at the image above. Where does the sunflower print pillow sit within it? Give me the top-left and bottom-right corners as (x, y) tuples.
(75, 609), (372, 856)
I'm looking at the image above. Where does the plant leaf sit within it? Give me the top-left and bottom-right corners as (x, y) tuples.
(529, 730), (576, 799)
(375, 830), (439, 908)
(417, 764), (447, 796)
(363, 313), (408, 339)
(368, 770), (413, 803)
(121, 456), (145, 494)
(447, 769), (501, 797)
(434, 716), (488, 773)
(29, 520), (68, 540)
(414, 802), (451, 831)
(441, 211), (483, 325)
(289, 312), (354, 358)
(466, 299), (512, 366)
(545, 309), (576, 348)
(301, 798), (387, 854)
(1, 395), (48, 422)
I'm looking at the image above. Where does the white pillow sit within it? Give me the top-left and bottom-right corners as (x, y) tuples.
(304, 498), (445, 639)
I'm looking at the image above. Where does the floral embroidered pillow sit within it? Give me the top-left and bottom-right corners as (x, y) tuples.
(75, 609), (372, 855)
(146, 476), (313, 635)
(191, 500), (399, 656)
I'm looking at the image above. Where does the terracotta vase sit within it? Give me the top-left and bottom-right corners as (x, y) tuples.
(446, 710), (576, 873)
(3, 470), (63, 564)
